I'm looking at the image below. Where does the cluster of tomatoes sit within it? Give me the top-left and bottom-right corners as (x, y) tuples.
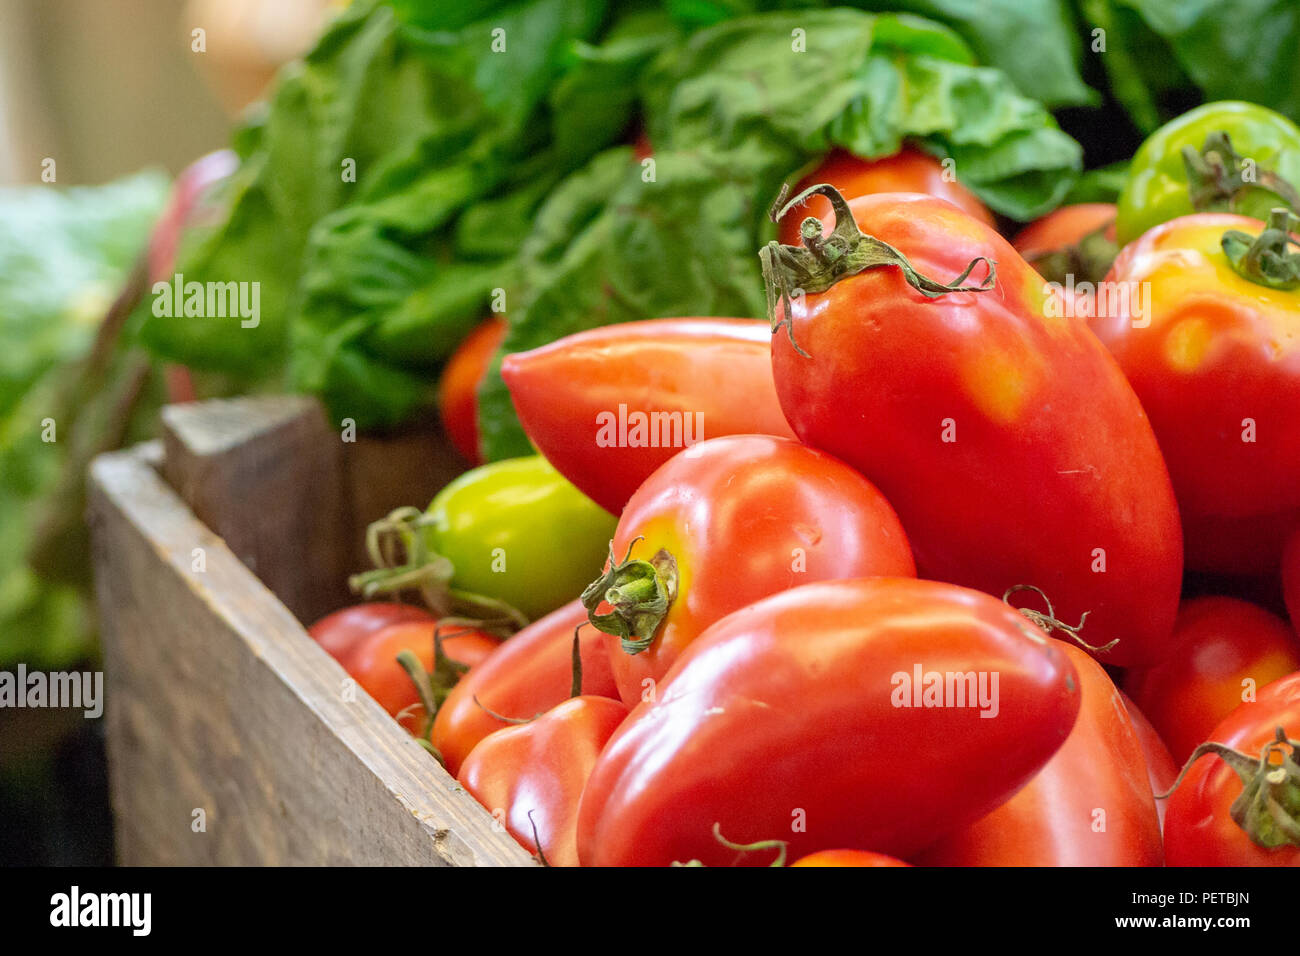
(309, 100), (1300, 867)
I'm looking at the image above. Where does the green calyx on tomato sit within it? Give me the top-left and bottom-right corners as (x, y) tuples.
(1160, 726), (1300, 852)
(1117, 101), (1300, 245)
(351, 506), (527, 635)
(580, 539), (677, 655)
(1184, 132), (1300, 219)
(393, 624), (474, 750)
(1221, 208), (1300, 290)
(351, 455), (618, 629)
(759, 183), (996, 356)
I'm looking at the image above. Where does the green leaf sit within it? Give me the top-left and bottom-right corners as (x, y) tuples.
(0, 172), (169, 668)
(1062, 159), (1130, 203)
(1120, 0), (1300, 123)
(143, 0), (636, 429)
(0, 171), (168, 416)
(849, 0), (1096, 109)
(658, 0), (1095, 108)
(1079, 0), (1191, 134)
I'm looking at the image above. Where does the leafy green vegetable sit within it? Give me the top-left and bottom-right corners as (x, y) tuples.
(0, 172), (167, 418)
(478, 9), (1083, 459)
(1080, 0), (1300, 131)
(143, 0), (667, 430)
(848, 0), (1094, 110)
(657, 0), (1095, 109)
(0, 171), (169, 668)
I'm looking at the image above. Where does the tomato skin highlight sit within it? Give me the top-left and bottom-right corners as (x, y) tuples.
(1164, 671), (1300, 867)
(438, 316), (506, 465)
(790, 850), (910, 868)
(577, 577), (1080, 867)
(457, 696), (629, 868)
(597, 434), (915, 707)
(1124, 597), (1300, 763)
(431, 600), (619, 776)
(342, 620), (498, 734)
(771, 193), (1183, 668)
(917, 641), (1163, 867)
(307, 602), (433, 663)
(501, 318), (796, 515)
(780, 146), (994, 247)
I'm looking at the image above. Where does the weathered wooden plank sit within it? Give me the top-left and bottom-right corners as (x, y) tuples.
(160, 397), (466, 624)
(160, 396), (350, 627)
(88, 442), (534, 866)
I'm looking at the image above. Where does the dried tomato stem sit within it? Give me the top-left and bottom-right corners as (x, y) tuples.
(759, 182), (996, 356)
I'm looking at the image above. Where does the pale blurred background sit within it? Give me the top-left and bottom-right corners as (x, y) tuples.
(0, 0), (337, 866)
(0, 0), (336, 186)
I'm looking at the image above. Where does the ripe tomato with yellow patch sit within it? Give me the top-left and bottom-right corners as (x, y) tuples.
(764, 187), (1182, 667)
(581, 434), (915, 707)
(1092, 212), (1300, 573)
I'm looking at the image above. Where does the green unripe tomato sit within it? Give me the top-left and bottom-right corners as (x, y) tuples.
(1117, 101), (1300, 245)
(424, 456), (617, 622)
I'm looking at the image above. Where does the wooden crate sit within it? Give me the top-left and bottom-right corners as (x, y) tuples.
(87, 396), (536, 866)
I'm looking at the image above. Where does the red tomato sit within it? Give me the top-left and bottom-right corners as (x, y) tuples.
(779, 146), (994, 247)
(431, 600), (619, 776)
(587, 434), (915, 707)
(1092, 213), (1300, 574)
(307, 602), (433, 663)
(1164, 671), (1300, 866)
(576, 577), (1081, 867)
(343, 620), (498, 734)
(1120, 690), (1179, 832)
(1283, 525), (1300, 630)
(766, 190), (1183, 667)
(1012, 204), (1119, 312)
(790, 850), (910, 868)
(1012, 203), (1118, 261)
(501, 318), (797, 515)
(1124, 597), (1300, 763)
(437, 315), (507, 465)
(458, 696), (628, 867)
(917, 641), (1163, 866)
